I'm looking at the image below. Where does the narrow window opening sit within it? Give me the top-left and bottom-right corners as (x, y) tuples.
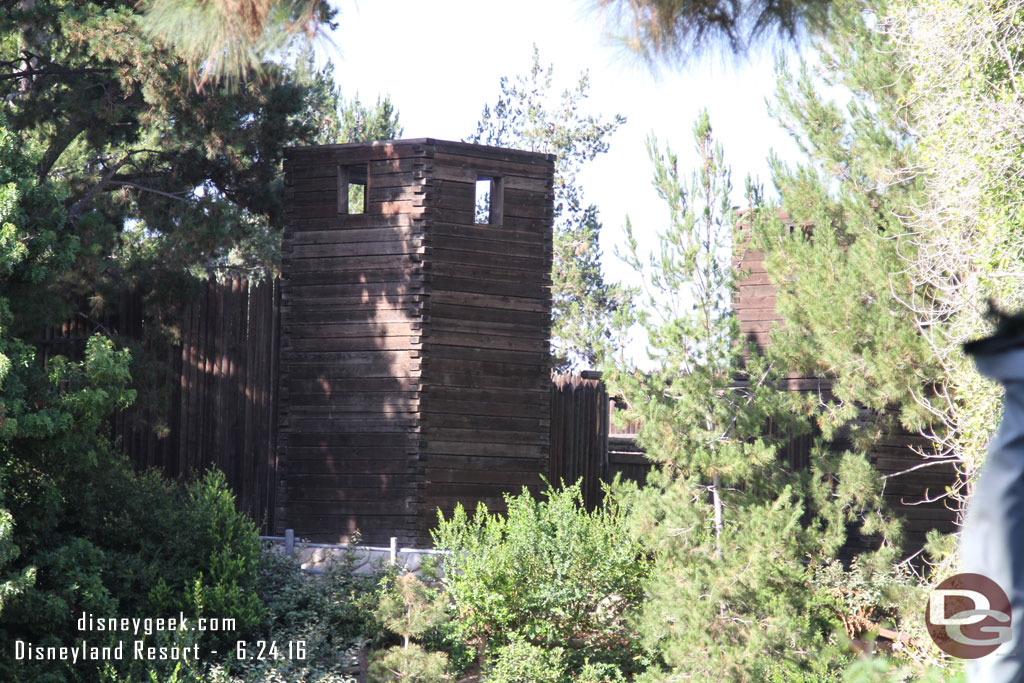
(337, 164), (369, 215)
(474, 176), (503, 225)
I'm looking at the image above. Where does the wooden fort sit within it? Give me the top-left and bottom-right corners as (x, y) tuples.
(276, 139), (554, 546)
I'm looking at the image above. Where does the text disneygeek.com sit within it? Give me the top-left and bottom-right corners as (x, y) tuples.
(13, 611), (307, 663)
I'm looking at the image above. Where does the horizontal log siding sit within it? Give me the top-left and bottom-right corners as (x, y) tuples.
(279, 141), (433, 545)
(280, 139), (555, 545)
(418, 145), (554, 536)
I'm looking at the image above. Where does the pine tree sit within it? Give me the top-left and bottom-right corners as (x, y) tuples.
(370, 573), (451, 683)
(602, 112), (889, 679)
(0, 0), (351, 333)
(138, 0), (335, 89)
(750, 0), (932, 452)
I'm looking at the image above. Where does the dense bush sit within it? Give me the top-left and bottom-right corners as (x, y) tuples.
(432, 481), (651, 678)
(1, 426), (267, 682)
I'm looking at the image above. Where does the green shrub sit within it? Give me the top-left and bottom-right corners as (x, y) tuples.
(0, 455), (265, 681)
(485, 637), (566, 683)
(368, 644), (450, 683)
(204, 543), (376, 682)
(432, 481), (650, 677)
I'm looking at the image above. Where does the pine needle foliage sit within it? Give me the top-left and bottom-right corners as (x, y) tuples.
(590, 0), (832, 67)
(601, 111), (896, 679)
(468, 48), (631, 370)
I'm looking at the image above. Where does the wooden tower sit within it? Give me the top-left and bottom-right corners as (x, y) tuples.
(276, 139), (554, 546)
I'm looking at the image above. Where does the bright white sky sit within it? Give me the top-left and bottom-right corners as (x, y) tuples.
(320, 0), (807, 350)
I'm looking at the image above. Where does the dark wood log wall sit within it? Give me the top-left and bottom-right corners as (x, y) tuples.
(280, 139), (554, 545)
(36, 277), (281, 532)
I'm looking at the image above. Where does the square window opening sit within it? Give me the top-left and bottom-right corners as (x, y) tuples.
(337, 163), (369, 215)
(474, 176), (503, 226)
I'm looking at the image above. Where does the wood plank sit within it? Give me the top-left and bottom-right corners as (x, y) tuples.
(282, 282), (422, 298)
(421, 398), (548, 419)
(282, 295), (422, 311)
(428, 290), (548, 313)
(421, 454), (545, 471)
(287, 488), (417, 503)
(289, 240), (423, 259)
(286, 500), (417, 516)
(424, 343), (549, 366)
(367, 185), (428, 203)
(285, 321), (418, 338)
(426, 238), (549, 263)
(287, 156), (424, 181)
(284, 336), (418, 352)
(422, 330), (547, 352)
(284, 269), (420, 286)
(429, 261), (551, 283)
(287, 172), (419, 193)
(285, 473), (418, 487)
(429, 221), (550, 246)
(424, 431), (546, 449)
(287, 377), (416, 393)
(289, 432), (412, 447)
(424, 468), (543, 485)
(431, 140), (554, 165)
(428, 317), (548, 340)
(284, 309), (415, 325)
(425, 207), (474, 225)
(288, 254), (420, 273)
(286, 213), (416, 231)
(280, 349), (416, 365)
(283, 418), (415, 434)
(286, 363), (419, 379)
(432, 152), (551, 179)
(286, 141), (428, 163)
(286, 391), (417, 408)
(370, 157), (430, 173)
(428, 303), (547, 327)
(425, 413), (548, 432)
(430, 277), (547, 300)
(282, 454), (414, 471)
(424, 369), (548, 392)
(429, 247), (546, 270)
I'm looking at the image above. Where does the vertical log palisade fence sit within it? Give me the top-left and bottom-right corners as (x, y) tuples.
(36, 279), (639, 536)
(38, 277), (281, 533)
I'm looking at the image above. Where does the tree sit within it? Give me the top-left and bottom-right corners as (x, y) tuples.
(744, 0), (981, 673)
(468, 48), (630, 370)
(370, 573), (451, 683)
(590, 0), (832, 66)
(884, 0), (1024, 508)
(601, 112), (890, 679)
(748, 0), (934, 455)
(139, 0), (336, 89)
(1, 0), (349, 335)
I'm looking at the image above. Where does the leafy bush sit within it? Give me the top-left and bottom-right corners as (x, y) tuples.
(486, 637), (566, 683)
(0, 446), (266, 681)
(432, 481), (650, 677)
